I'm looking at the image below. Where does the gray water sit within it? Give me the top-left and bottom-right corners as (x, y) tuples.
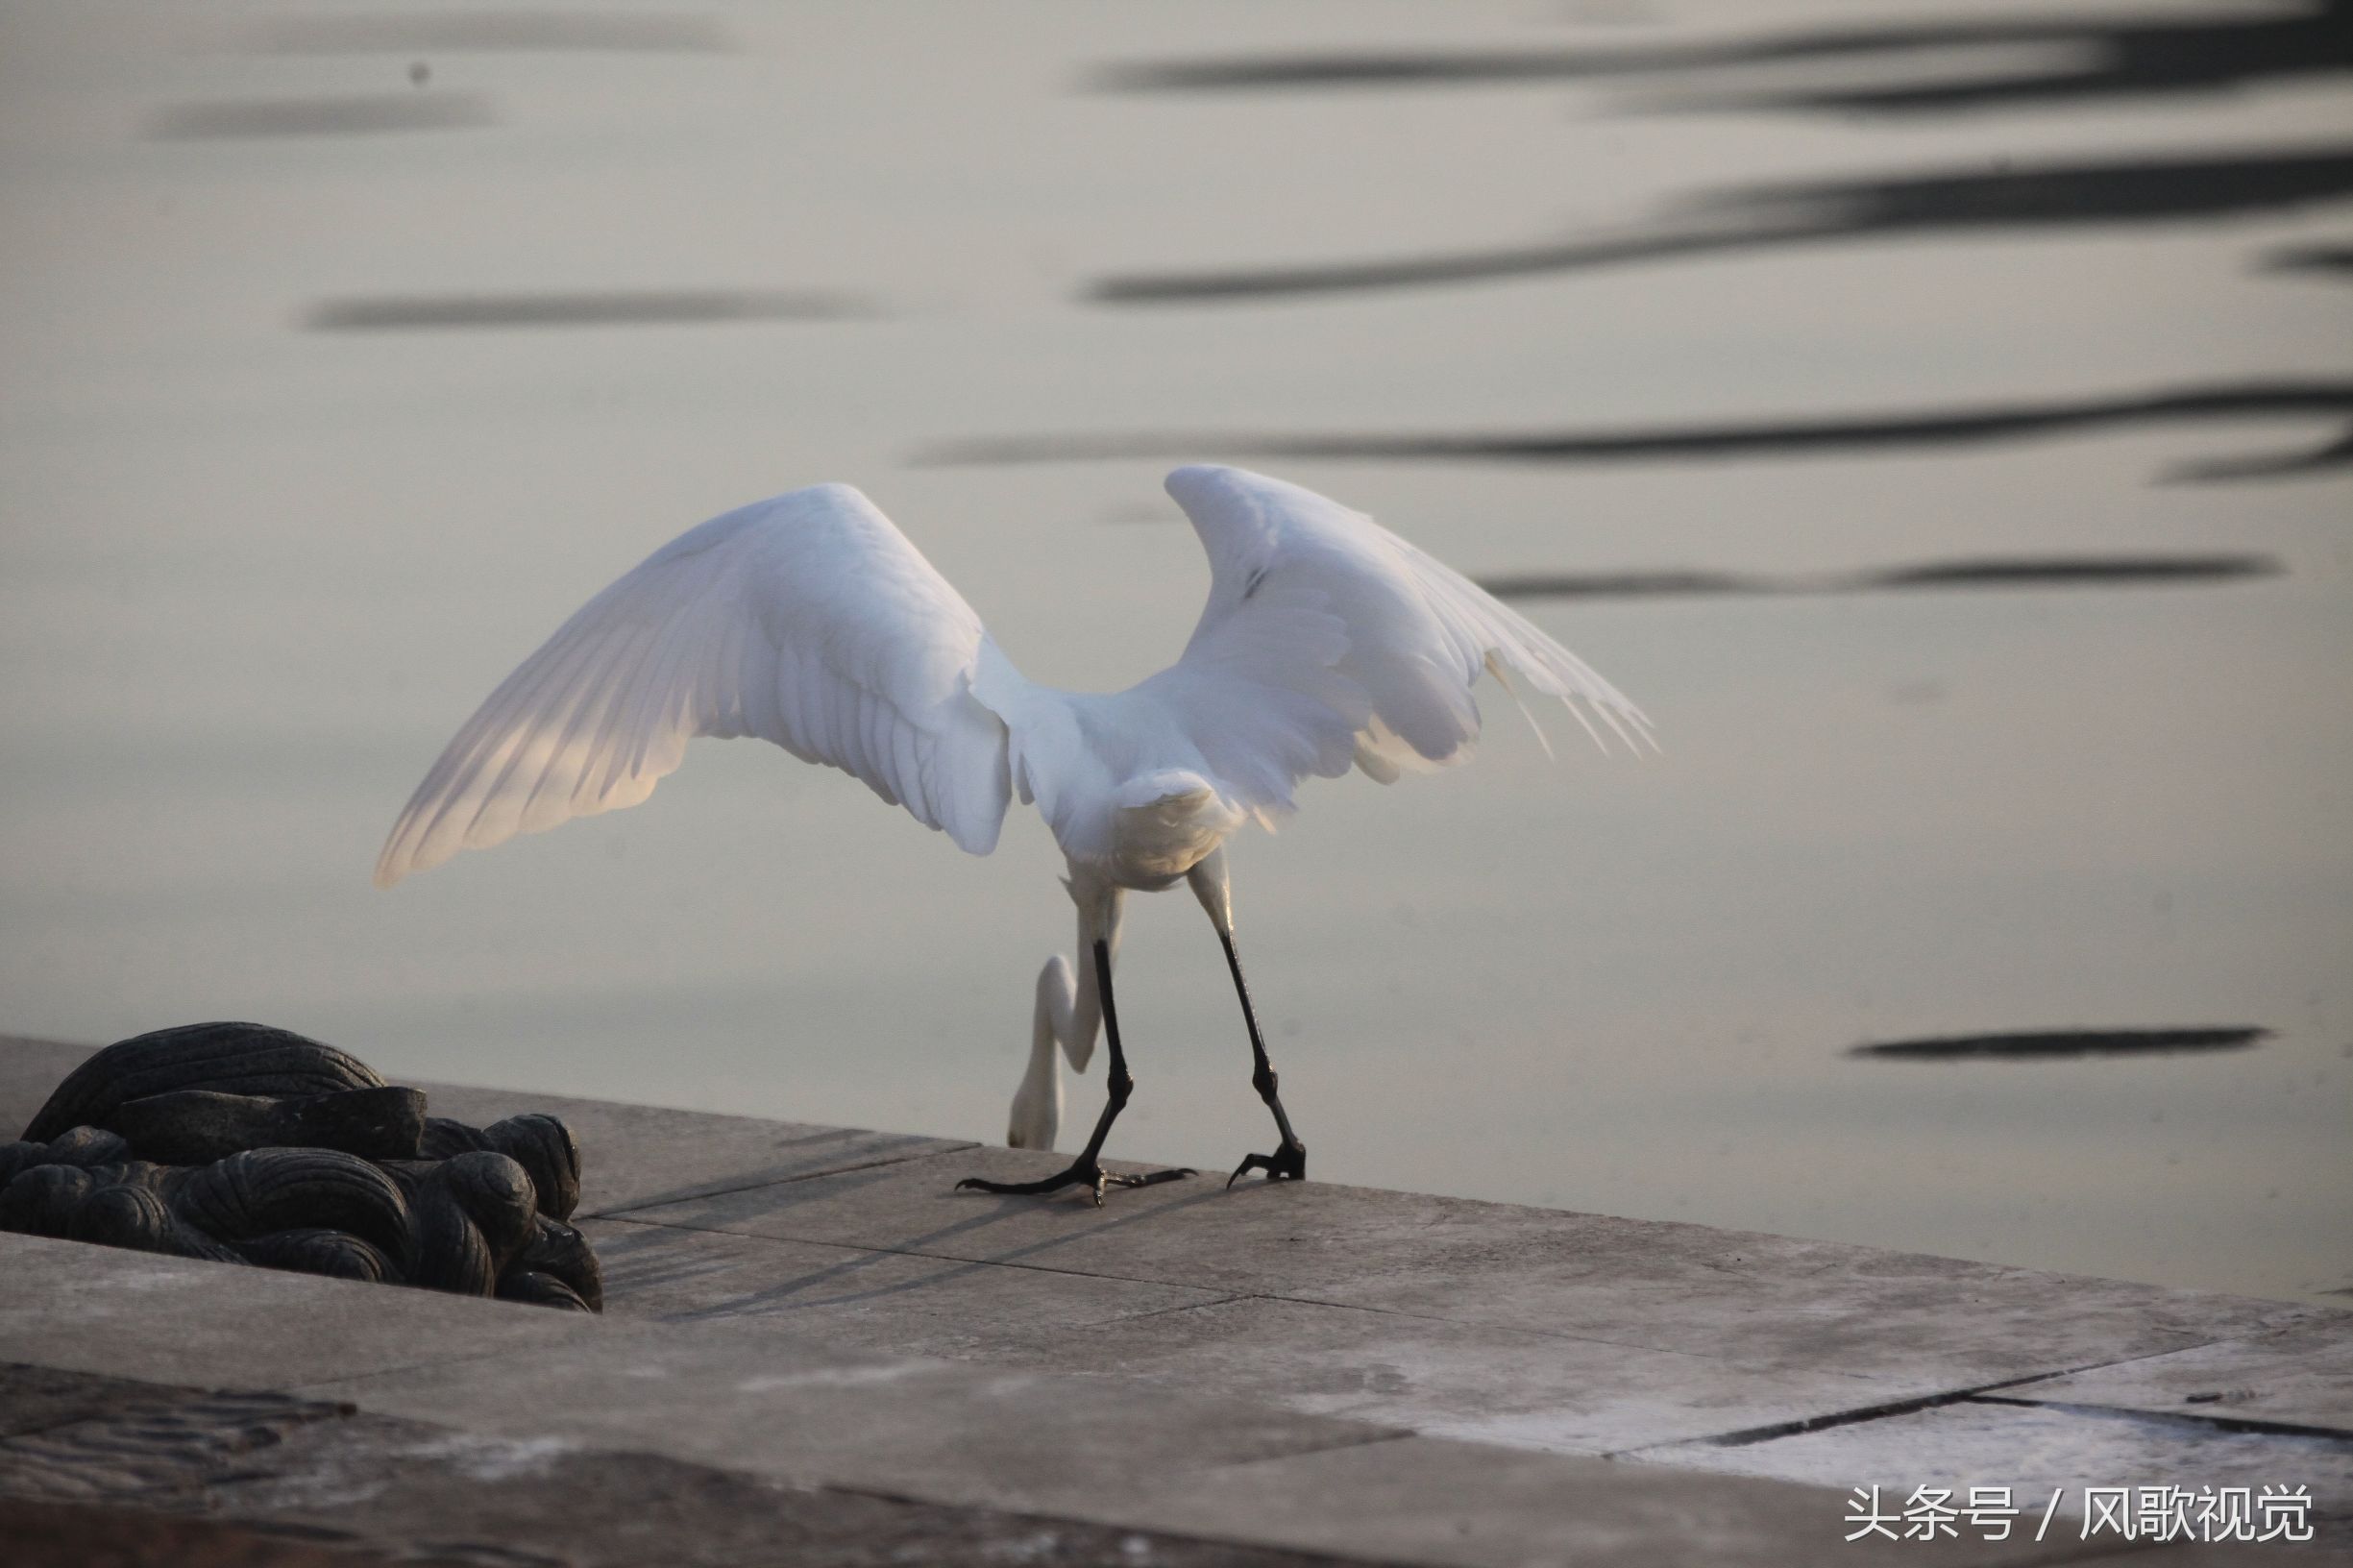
(3, 0), (2347, 1302)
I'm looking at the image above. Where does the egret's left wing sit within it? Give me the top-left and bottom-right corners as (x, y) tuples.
(375, 483), (1011, 887)
(1139, 465), (1652, 823)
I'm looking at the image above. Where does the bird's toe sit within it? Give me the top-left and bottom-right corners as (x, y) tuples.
(1225, 1143), (1306, 1188)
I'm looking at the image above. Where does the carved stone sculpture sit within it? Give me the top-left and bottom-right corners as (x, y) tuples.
(1, 1023), (601, 1311)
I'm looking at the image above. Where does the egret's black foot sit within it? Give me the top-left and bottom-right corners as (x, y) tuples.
(1226, 1140), (1306, 1188)
(957, 1162), (1193, 1208)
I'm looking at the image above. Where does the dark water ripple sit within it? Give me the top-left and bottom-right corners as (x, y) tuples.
(1088, 147), (2353, 304)
(1851, 1028), (2269, 1061)
(1479, 571), (1766, 600)
(1863, 556), (2280, 589)
(1092, 0), (2350, 115)
(148, 94), (496, 139)
(1480, 555), (2280, 601)
(2267, 242), (2353, 276)
(246, 12), (733, 54)
(2171, 427), (2353, 481)
(919, 379), (2353, 481)
(303, 291), (868, 331)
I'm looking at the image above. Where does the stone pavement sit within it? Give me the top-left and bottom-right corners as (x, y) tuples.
(2, 1034), (2345, 1565)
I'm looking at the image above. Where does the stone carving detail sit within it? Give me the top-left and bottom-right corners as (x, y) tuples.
(1, 1023), (601, 1311)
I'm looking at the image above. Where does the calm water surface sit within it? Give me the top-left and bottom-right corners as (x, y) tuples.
(2, 1), (2346, 1301)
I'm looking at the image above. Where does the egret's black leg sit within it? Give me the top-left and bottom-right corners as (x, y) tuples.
(1216, 929), (1307, 1187)
(958, 939), (1192, 1206)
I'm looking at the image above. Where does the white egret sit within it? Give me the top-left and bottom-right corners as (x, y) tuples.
(376, 465), (1651, 1202)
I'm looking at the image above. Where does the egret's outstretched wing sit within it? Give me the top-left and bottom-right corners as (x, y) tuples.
(375, 484), (1011, 887)
(1144, 464), (1652, 821)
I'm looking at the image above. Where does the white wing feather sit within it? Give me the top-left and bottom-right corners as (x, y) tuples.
(1144, 464), (1652, 824)
(375, 484), (1010, 887)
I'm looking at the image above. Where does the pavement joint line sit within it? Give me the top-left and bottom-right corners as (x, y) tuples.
(1974, 1317), (2323, 1386)
(1604, 1337), (2283, 1458)
(1092, 1291), (1263, 1329)
(1613, 1383), (2044, 1456)
(1968, 1393), (2353, 1445)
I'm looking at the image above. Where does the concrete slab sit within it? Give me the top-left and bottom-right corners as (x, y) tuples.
(1631, 1398), (2353, 1533)
(0, 1232), (596, 1388)
(2002, 1319), (2353, 1437)
(631, 1146), (2314, 1391)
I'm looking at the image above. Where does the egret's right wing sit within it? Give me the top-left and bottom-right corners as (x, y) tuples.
(1142, 465), (1651, 824)
(375, 484), (1011, 887)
